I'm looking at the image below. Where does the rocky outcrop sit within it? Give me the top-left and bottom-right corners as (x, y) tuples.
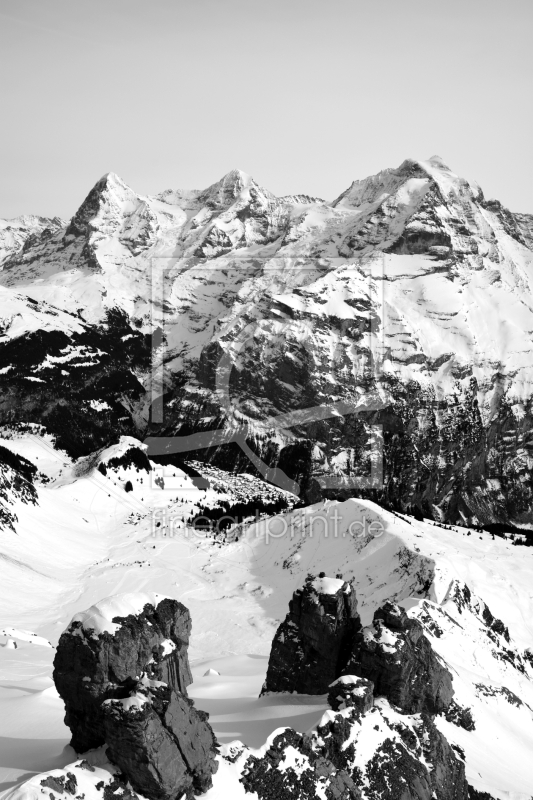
(240, 704), (468, 800)
(54, 593), (193, 753)
(0, 442), (38, 532)
(103, 682), (218, 800)
(243, 579), (467, 798)
(317, 706), (469, 800)
(240, 727), (361, 800)
(54, 593), (218, 798)
(263, 579), (453, 716)
(327, 675), (374, 713)
(344, 601), (454, 715)
(467, 788), (498, 800)
(261, 574), (361, 695)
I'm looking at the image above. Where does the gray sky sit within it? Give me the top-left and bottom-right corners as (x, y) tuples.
(0, 0), (531, 219)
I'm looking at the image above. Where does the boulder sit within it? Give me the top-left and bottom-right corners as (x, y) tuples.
(261, 574), (361, 695)
(344, 601), (454, 714)
(327, 675), (374, 713)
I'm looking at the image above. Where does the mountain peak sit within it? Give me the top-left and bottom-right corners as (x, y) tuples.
(334, 155), (468, 208)
(213, 168), (255, 195)
(426, 154), (450, 169)
(222, 168), (253, 185)
(197, 168), (265, 209)
(93, 172), (133, 195)
(65, 172), (138, 238)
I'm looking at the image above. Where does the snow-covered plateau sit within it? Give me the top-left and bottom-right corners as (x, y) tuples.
(0, 157), (533, 798)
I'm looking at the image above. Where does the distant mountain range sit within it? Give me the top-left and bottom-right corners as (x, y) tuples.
(1, 156), (533, 526)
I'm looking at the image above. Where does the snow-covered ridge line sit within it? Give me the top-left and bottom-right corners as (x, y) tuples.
(2, 154), (533, 528)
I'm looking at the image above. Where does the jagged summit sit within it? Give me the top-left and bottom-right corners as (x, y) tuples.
(65, 171), (140, 239)
(194, 167), (275, 209)
(95, 171), (131, 189)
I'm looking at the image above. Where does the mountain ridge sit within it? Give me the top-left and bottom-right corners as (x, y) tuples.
(1, 157), (533, 526)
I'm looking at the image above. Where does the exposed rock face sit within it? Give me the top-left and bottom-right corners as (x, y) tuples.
(344, 601), (454, 714)
(263, 579), (453, 717)
(54, 593), (218, 798)
(103, 682), (218, 800)
(261, 574), (361, 695)
(240, 704), (468, 800)
(443, 699), (476, 731)
(0, 442), (38, 532)
(240, 727), (361, 800)
(54, 593), (193, 753)
(467, 788), (498, 800)
(0, 307), (153, 458)
(316, 706), (468, 800)
(327, 675), (374, 713)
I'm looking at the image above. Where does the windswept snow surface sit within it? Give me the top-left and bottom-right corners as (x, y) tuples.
(0, 435), (532, 797)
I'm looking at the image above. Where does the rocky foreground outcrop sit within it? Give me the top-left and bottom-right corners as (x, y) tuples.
(261, 574), (361, 695)
(240, 701), (469, 800)
(344, 601), (454, 714)
(54, 593), (218, 799)
(263, 577), (453, 716)
(252, 575), (468, 799)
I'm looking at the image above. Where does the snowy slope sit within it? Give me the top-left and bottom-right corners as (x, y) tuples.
(0, 434), (532, 797)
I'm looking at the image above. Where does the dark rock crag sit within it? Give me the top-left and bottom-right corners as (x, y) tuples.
(241, 727), (362, 800)
(344, 601), (454, 715)
(103, 684), (218, 800)
(253, 577), (465, 799)
(54, 595), (193, 753)
(261, 574), (361, 695)
(263, 578), (453, 717)
(317, 707), (469, 800)
(54, 594), (218, 799)
(241, 706), (469, 800)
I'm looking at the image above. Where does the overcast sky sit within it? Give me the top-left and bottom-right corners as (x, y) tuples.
(0, 0), (531, 219)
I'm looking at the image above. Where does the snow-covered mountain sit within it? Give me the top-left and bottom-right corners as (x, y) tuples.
(1, 158), (533, 525)
(0, 215), (65, 266)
